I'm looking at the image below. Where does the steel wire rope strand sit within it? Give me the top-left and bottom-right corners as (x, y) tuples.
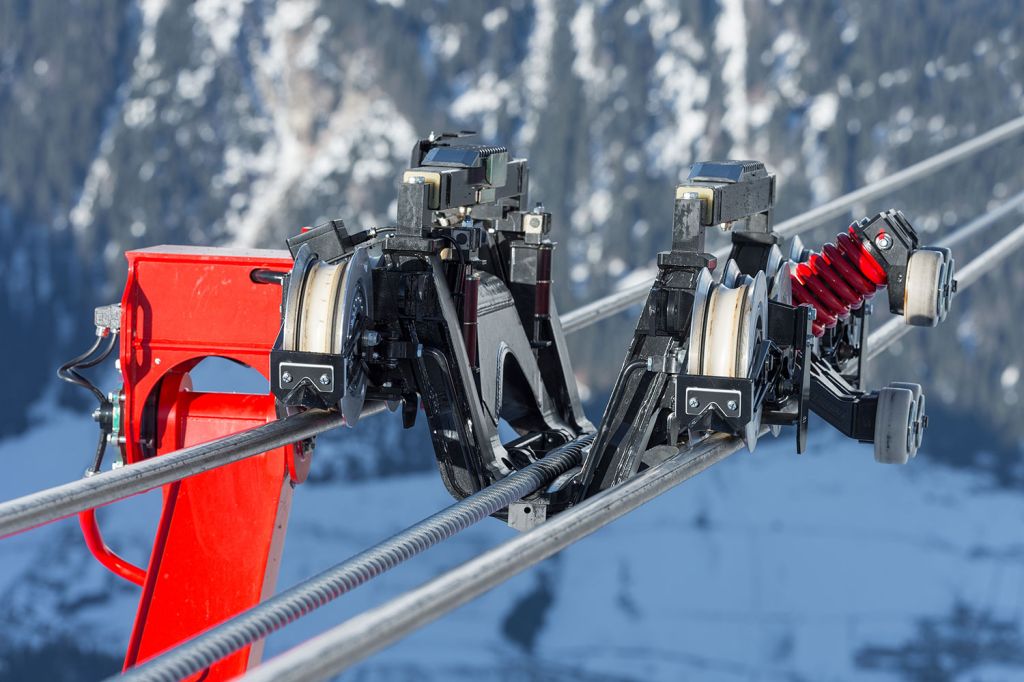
(116, 434), (595, 682)
(242, 432), (751, 682)
(559, 115), (1024, 335)
(117, 364), (655, 680)
(239, 230), (1024, 681)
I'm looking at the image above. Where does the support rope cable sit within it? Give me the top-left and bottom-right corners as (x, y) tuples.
(238, 229), (1024, 682)
(0, 408), (361, 538)
(1, 126), (1022, 539)
(560, 115), (1024, 335)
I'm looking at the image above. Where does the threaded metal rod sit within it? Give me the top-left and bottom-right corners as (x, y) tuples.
(117, 433), (595, 682)
(242, 433), (747, 682)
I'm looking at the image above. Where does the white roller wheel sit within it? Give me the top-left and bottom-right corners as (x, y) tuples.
(931, 247), (956, 322)
(719, 258), (741, 287)
(686, 268), (715, 375)
(764, 244), (784, 281)
(700, 272), (767, 379)
(788, 235), (810, 263)
(890, 381), (926, 455)
(283, 248), (373, 424)
(295, 260), (348, 353)
(770, 260), (793, 304)
(690, 271), (768, 450)
(904, 248), (952, 327)
(873, 386), (917, 464)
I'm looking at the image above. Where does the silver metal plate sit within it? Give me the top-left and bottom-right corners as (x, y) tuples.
(684, 387), (742, 418)
(279, 362), (335, 393)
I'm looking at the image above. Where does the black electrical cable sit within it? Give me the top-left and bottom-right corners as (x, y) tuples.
(76, 332), (117, 369)
(57, 336), (108, 403)
(87, 426), (109, 476)
(58, 332), (118, 473)
(431, 231), (469, 298)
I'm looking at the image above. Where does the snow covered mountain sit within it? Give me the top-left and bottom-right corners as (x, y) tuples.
(2, 0), (1024, 680)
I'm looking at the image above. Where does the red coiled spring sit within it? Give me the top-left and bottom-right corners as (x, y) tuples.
(791, 228), (888, 336)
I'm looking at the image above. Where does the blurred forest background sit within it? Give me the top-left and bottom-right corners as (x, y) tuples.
(1, 1), (1024, 680)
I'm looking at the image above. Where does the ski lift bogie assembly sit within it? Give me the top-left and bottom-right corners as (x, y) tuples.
(63, 134), (956, 679)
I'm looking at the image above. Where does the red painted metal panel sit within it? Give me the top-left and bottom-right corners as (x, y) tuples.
(118, 246), (292, 465)
(123, 392), (292, 679)
(93, 245), (306, 679)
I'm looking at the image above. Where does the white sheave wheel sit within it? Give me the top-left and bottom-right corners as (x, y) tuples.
(688, 266), (768, 450)
(700, 271), (767, 379)
(904, 247), (955, 327)
(873, 385), (923, 464)
(889, 381), (926, 454)
(283, 247), (373, 424)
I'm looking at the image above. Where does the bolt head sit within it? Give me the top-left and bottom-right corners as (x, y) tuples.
(687, 397), (700, 409)
(318, 373), (331, 386)
(875, 233), (893, 250)
(726, 400), (738, 411)
(281, 372), (293, 384)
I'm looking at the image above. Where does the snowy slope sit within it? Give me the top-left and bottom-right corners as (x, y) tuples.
(2, 404), (1024, 681)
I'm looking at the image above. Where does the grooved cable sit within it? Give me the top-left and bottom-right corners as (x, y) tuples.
(116, 433), (595, 682)
(241, 221), (1024, 681)
(559, 115), (1024, 335)
(242, 432), (751, 682)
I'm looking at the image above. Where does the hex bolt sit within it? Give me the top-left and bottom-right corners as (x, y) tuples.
(281, 372), (293, 384)
(318, 373), (331, 386)
(726, 400), (738, 412)
(361, 330), (382, 347)
(875, 233), (893, 250)
(687, 398), (700, 409)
